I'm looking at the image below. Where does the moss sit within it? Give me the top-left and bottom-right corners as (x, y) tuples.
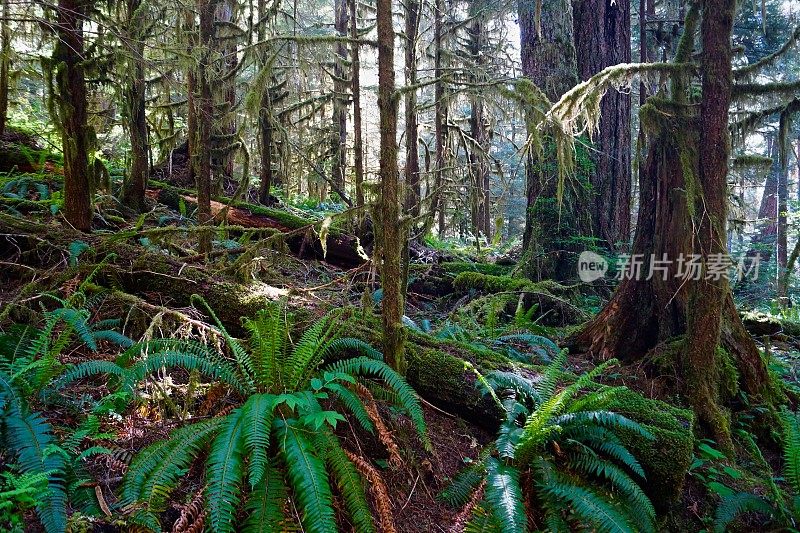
(440, 262), (513, 278)
(453, 272), (534, 294)
(604, 388), (695, 510)
(716, 346), (740, 401)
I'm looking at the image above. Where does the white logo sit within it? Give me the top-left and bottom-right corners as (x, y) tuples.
(577, 251), (608, 283)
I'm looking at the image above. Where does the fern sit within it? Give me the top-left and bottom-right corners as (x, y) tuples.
(206, 407), (247, 533)
(314, 430), (376, 533)
(241, 393), (276, 487)
(241, 459), (289, 532)
(714, 492), (774, 533)
(324, 356), (430, 449)
(277, 419), (337, 533)
(484, 457), (527, 533)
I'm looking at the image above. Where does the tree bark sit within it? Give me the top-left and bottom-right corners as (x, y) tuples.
(778, 143), (788, 303)
(377, 0), (406, 373)
(468, 3), (490, 240)
(0, 0), (10, 138)
(53, 0), (92, 231)
(403, 0), (421, 219)
(432, 0), (447, 238)
(518, 0), (582, 280)
(121, 0), (150, 212)
(350, 0), (364, 214)
(331, 0), (349, 195)
(194, 0), (216, 254)
(573, 0), (632, 249)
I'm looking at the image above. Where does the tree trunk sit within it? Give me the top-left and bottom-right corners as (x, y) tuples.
(257, 88), (275, 205)
(432, 0), (447, 238)
(194, 0), (216, 254)
(468, 3), (490, 241)
(53, 0), (92, 231)
(377, 0), (406, 373)
(331, 0), (349, 195)
(571, 2), (769, 448)
(404, 0), (421, 219)
(573, 0), (631, 249)
(350, 0), (364, 215)
(0, 0), (10, 138)
(518, 0), (584, 280)
(778, 144), (788, 303)
(121, 0), (150, 212)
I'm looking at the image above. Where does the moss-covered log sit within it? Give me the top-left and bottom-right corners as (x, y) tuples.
(147, 180), (369, 268)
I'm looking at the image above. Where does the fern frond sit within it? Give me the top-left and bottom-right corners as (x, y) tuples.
(206, 407), (247, 533)
(241, 458), (290, 532)
(124, 351), (247, 395)
(315, 430), (376, 533)
(244, 306), (287, 390)
(536, 349), (568, 400)
(484, 457), (526, 533)
(485, 371), (541, 405)
(277, 419), (337, 533)
(120, 418), (223, 511)
(781, 408), (800, 494)
(714, 492), (774, 533)
(535, 458), (635, 533)
(287, 315), (330, 391)
(554, 411), (653, 440)
(440, 456), (488, 507)
(568, 453), (655, 532)
(326, 382), (374, 434)
(241, 393), (276, 487)
(5, 409), (67, 533)
(191, 295), (256, 392)
(322, 338), (384, 363)
(324, 357), (430, 449)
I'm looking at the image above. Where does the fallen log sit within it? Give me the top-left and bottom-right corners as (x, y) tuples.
(146, 181), (369, 269)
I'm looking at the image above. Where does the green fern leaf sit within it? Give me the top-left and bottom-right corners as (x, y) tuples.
(206, 407), (247, 533)
(277, 419), (337, 533)
(241, 393), (276, 487)
(714, 492), (774, 533)
(242, 458), (290, 532)
(485, 457), (526, 533)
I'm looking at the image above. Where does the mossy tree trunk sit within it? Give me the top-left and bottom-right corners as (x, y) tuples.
(350, 0), (365, 219)
(518, 0), (586, 281)
(573, 0), (631, 250)
(121, 0), (150, 212)
(377, 0), (406, 373)
(572, 2), (769, 449)
(430, 0), (448, 238)
(330, 0), (349, 195)
(257, 83), (277, 205)
(468, 1), (490, 240)
(0, 0), (10, 138)
(193, 0), (216, 254)
(403, 0), (421, 220)
(53, 0), (93, 231)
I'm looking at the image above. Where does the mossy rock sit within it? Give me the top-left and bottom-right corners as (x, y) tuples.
(604, 388), (695, 510)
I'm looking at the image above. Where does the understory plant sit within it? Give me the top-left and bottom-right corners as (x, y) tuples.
(714, 409), (800, 532)
(0, 297), (129, 533)
(442, 351), (655, 532)
(53, 299), (429, 533)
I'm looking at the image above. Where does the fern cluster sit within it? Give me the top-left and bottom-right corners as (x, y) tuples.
(56, 299), (428, 532)
(442, 351), (655, 532)
(0, 298), (129, 533)
(714, 408), (800, 531)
